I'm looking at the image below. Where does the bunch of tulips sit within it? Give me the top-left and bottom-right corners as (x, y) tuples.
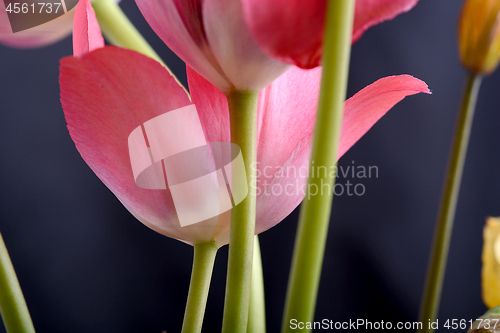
(1, 0), (500, 332)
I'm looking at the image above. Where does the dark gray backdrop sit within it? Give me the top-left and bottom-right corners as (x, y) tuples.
(1, 0), (499, 332)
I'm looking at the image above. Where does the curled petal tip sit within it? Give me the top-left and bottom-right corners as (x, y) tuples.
(396, 74), (431, 94)
(73, 0), (104, 57)
(338, 75), (430, 159)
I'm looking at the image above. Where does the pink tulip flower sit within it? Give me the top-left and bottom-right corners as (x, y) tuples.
(241, 0), (421, 68)
(60, 0), (429, 247)
(134, 0), (291, 93)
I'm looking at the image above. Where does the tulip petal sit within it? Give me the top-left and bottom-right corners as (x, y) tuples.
(254, 74), (429, 235)
(241, 0), (420, 68)
(186, 67), (232, 246)
(338, 75), (430, 158)
(187, 66), (231, 143)
(352, 0), (420, 43)
(202, 0), (290, 91)
(0, 1), (74, 48)
(253, 67), (321, 234)
(241, 0), (324, 69)
(134, 0), (231, 91)
(60, 46), (230, 245)
(73, 0), (104, 57)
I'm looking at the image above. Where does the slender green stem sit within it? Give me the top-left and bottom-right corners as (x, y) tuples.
(418, 73), (482, 333)
(281, 1), (355, 332)
(0, 232), (35, 333)
(181, 241), (218, 333)
(247, 236), (266, 333)
(221, 90), (259, 333)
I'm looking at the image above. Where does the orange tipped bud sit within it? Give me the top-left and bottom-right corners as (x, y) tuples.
(458, 0), (500, 75)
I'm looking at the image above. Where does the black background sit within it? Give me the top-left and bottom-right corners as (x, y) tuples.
(1, 0), (499, 332)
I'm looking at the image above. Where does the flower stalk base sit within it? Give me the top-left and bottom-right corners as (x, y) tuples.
(0, 232), (35, 333)
(222, 90), (259, 333)
(418, 73), (482, 333)
(182, 241), (218, 333)
(281, 0), (355, 332)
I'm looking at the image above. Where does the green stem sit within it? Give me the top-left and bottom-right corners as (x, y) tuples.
(418, 73), (482, 333)
(221, 90), (259, 333)
(181, 241), (218, 333)
(281, 1), (355, 332)
(0, 232), (35, 333)
(247, 236), (266, 333)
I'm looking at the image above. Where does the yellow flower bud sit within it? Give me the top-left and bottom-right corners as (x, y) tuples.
(482, 217), (500, 308)
(458, 0), (500, 75)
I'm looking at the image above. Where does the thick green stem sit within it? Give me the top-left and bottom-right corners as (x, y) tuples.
(0, 232), (35, 333)
(181, 241), (218, 333)
(281, 1), (355, 332)
(418, 73), (482, 333)
(247, 236), (266, 333)
(221, 91), (259, 333)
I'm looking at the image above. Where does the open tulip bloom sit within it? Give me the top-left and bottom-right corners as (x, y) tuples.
(0, 0), (434, 332)
(62, 32), (429, 246)
(60, 0), (428, 246)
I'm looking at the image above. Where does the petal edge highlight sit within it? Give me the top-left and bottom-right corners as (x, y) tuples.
(73, 0), (104, 57)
